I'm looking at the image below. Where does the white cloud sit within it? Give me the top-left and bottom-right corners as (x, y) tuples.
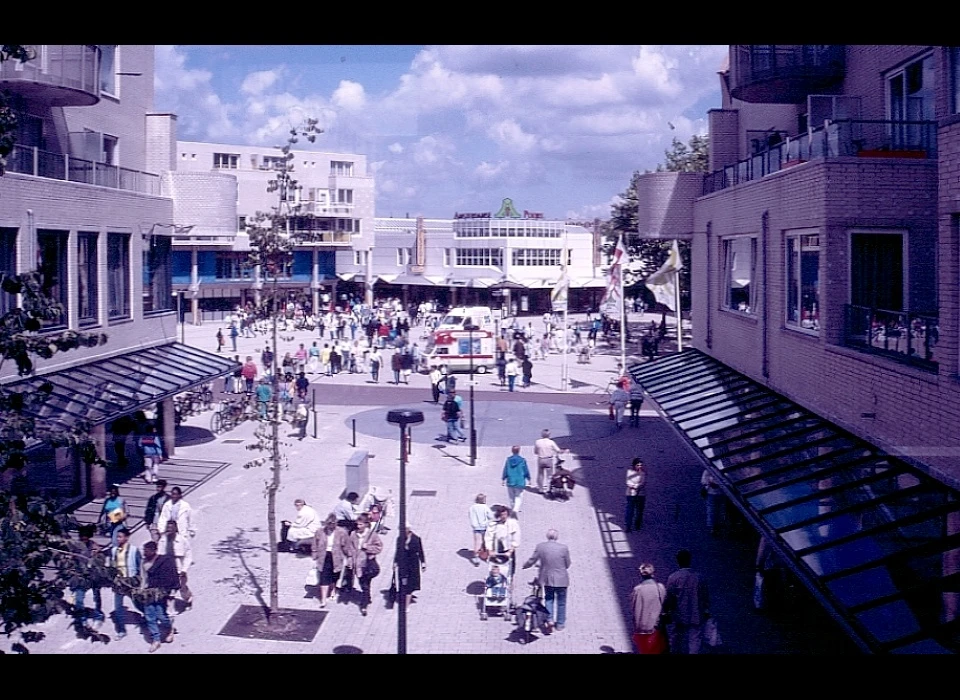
(387, 143), (404, 154)
(240, 70), (280, 96)
(474, 160), (508, 180)
(331, 80), (366, 111)
(486, 120), (537, 152)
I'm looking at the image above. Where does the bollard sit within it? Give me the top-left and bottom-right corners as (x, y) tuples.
(353, 418), (357, 448)
(312, 388), (318, 439)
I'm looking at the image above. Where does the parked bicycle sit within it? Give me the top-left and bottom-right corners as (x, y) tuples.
(173, 384), (214, 426)
(210, 395), (256, 434)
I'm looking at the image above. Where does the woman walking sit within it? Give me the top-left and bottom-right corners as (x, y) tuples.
(625, 457), (647, 532)
(394, 526), (426, 609)
(97, 484), (128, 548)
(138, 425), (165, 484)
(312, 514), (354, 608)
(349, 513), (383, 616)
(468, 494), (494, 566)
(630, 563), (667, 654)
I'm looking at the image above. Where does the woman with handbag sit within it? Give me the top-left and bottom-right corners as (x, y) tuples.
(98, 484), (128, 547)
(312, 514), (355, 608)
(349, 513), (383, 616)
(629, 562), (668, 654)
(468, 493), (494, 567)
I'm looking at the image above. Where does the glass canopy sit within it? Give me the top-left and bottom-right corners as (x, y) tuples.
(629, 349), (959, 655)
(2, 342), (239, 430)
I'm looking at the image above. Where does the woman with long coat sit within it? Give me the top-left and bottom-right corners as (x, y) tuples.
(394, 526), (426, 609)
(349, 513), (383, 616)
(312, 514), (355, 608)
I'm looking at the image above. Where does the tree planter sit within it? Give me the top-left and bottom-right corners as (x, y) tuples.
(857, 149), (927, 159)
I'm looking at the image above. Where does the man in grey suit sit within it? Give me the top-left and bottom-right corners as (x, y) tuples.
(522, 529), (571, 631)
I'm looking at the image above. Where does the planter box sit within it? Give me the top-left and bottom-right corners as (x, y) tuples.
(857, 149), (927, 159)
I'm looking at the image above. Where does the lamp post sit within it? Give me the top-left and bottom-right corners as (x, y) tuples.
(173, 290), (185, 344)
(385, 408), (424, 655)
(463, 321), (479, 466)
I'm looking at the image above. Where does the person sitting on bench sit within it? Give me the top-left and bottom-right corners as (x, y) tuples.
(279, 498), (321, 552)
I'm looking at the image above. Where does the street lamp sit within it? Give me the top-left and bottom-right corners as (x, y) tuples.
(172, 290), (185, 344)
(464, 321), (479, 466)
(385, 408), (424, 655)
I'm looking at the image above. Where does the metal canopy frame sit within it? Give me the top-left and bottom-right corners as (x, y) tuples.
(630, 349), (960, 654)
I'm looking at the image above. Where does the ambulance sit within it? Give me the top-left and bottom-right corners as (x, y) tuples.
(422, 327), (497, 375)
(435, 306), (496, 332)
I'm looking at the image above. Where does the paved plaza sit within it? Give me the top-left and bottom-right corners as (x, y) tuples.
(26, 315), (857, 654)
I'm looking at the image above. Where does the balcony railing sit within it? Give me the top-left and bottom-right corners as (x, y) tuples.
(729, 45), (845, 103)
(0, 45), (100, 106)
(5, 144), (161, 196)
(844, 304), (938, 370)
(703, 119), (938, 195)
(300, 200), (354, 216)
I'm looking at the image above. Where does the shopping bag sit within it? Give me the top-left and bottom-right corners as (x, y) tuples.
(386, 571), (398, 609)
(608, 405), (615, 421)
(304, 567), (319, 586)
(632, 628), (668, 654)
(702, 617), (722, 647)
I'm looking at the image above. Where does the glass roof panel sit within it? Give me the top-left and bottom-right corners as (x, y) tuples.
(685, 402), (800, 440)
(647, 367), (742, 399)
(735, 448), (875, 493)
(660, 381), (759, 413)
(712, 426), (838, 470)
(676, 395), (787, 430)
(723, 437), (860, 481)
(696, 413), (815, 453)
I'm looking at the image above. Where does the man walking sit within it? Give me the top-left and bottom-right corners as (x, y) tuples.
(628, 379), (644, 427)
(429, 366), (442, 403)
(157, 520), (193, 611)
(624, 458), (647, 532)
(108, 526), (141, 639)
(143, 479), (169, 542)
(663, 549), (711, 655)
(139, 541), (180, 653)
(522, 529), (571, 631)
(443, 391), (466, 443)
(609, 381), (630, 430)
(501, 445), (531, 514)
(533, 429), (564, 493)
(157, 486), (197, 539)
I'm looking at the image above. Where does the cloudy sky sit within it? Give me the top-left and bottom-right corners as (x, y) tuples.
(154, 45), (726, 221)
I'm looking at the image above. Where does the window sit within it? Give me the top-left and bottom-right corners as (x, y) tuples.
(455, 248), (503, 267)
(238, 216), (247, 231)
(337, 189), (353, 204)
(722, 236), (757, 314)
(107, 233), (130, 320)
(37, 230), (69, 328)
(443, 249), (451, 267)
(0, 228), (17, 317)
(142, 235), (172, 313)
(102, 135), (117, 166)
(213, 153), (239, 169)
(354, 250), (368, 267)
(78, 232), (99, 325)
(887, 53), (934, 148)
(511, 249), (562, 266)
(215, 252), (252, 280)
(397, 248), (412, 266)
(785, 232), (820, 331)
(260, 155), (286, 170)
(99, 45), (117, 95)
(850, 232), (903, 312)
(952, 47), (960, 114)
(331, 161), (354, 176)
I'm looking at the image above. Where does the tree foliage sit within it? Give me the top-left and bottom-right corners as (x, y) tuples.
(242, 118), (322, 617)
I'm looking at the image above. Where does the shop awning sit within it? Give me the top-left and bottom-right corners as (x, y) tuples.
(374, 274), (399, 284)
(337, 272), (358, 282)
(629, 349), (960, 655)
(392, 274), (438, 286)
(468, 278), (497, 289)
(1, 343), (239, 431)
(572, 277), (607, 289)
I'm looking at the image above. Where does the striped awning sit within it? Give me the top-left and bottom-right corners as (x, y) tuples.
(630, 349), (960, 655)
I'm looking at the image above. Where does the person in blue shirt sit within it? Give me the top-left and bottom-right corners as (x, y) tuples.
(255, 378), (272, 420)
(501, 445), (531, 514)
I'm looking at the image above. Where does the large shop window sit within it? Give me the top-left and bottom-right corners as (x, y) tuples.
(887, 53), (934, 149)
(786, 232), (820, 331)
(142, 235), (172, 313)
(37, 229), (69, 328)
(722, 236), (757, 314)
(0, 228), (16, 317)
(107, 233), (131, 321)
(77, 232), (99, 326)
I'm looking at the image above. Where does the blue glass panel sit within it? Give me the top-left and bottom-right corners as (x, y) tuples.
(855, 600), (921, 644)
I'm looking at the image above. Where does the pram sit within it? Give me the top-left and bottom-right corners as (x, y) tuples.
(515, 578), (551, 644)
(546, 467), (576, 501)
(478, 553), (515, 621)
(358, 485), (393, 534)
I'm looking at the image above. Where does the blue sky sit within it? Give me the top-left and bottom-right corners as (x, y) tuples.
(154, 45), (726, 221)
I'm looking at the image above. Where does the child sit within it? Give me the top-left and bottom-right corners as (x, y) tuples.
(485, 565), (509, 600)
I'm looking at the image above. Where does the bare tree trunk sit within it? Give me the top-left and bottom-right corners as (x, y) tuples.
(267, 277), (281, 615)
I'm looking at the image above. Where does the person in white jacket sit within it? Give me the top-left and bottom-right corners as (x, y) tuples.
(279, 499), (321, 551)
(468, 493), (494, 567)
(157, 487), (196, 539)
(157, 520), (194, 608)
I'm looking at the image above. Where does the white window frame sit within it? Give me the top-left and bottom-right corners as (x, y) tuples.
(443, 248), (451, 267)
(213, 153), (239, 169)
(784, 228), (820, 334)
(99, 45), (118, 97)
(721, 235), (757, 315)
(337, 189), (353, 204)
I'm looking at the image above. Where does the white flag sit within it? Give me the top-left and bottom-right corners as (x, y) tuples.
(551, 265), (569, 312)
(645, 240), (682, 311)
(600, 236), (627, 319)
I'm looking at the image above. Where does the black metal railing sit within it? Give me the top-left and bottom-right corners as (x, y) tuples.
(5, 144), (161, 196)
(704, 119), (938, 195)
(844, 304), (938, 370)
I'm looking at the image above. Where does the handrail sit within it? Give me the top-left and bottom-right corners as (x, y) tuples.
(5, 144), (161, 196)
(844, 304), (938, 369)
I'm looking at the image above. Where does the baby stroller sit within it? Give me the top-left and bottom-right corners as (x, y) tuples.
(515, 578), (551, 644)
(546, 467), (576, 501)
(479, 553), (514, 621)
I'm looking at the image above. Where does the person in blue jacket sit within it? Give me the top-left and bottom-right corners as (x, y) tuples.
(501, 445), (531, 514)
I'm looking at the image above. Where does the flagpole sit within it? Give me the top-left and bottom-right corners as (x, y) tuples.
(619, 234), (626, 375)
(675, 241), (683, 352)
(561, 231), (569, 392)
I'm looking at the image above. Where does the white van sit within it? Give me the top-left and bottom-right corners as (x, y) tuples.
(423, 328), (496, 374)
(436, 306), (495, 332)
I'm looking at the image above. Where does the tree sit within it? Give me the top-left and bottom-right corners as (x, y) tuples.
(604, 132), (707, 308)
(0, 45), (34, 176)
(243, 118), (322, 619)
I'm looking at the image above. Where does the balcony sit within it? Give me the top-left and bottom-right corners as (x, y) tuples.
(844, 304), (938, 371)
(289, 230), (353, 245)
(703, 119), (937, 195)
(0, 45), (100, 106)
(5, 144), (161, 196)
(729, 45), (844, 104)
(300, 200), (354, 216)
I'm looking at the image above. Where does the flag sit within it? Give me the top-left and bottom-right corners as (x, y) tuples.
(600, 236), (627, 318)
(645, 240), (682, 311)
(551, 265), (570, 312)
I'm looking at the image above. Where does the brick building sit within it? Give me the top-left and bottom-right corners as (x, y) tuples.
(630, 46), (960, 653)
